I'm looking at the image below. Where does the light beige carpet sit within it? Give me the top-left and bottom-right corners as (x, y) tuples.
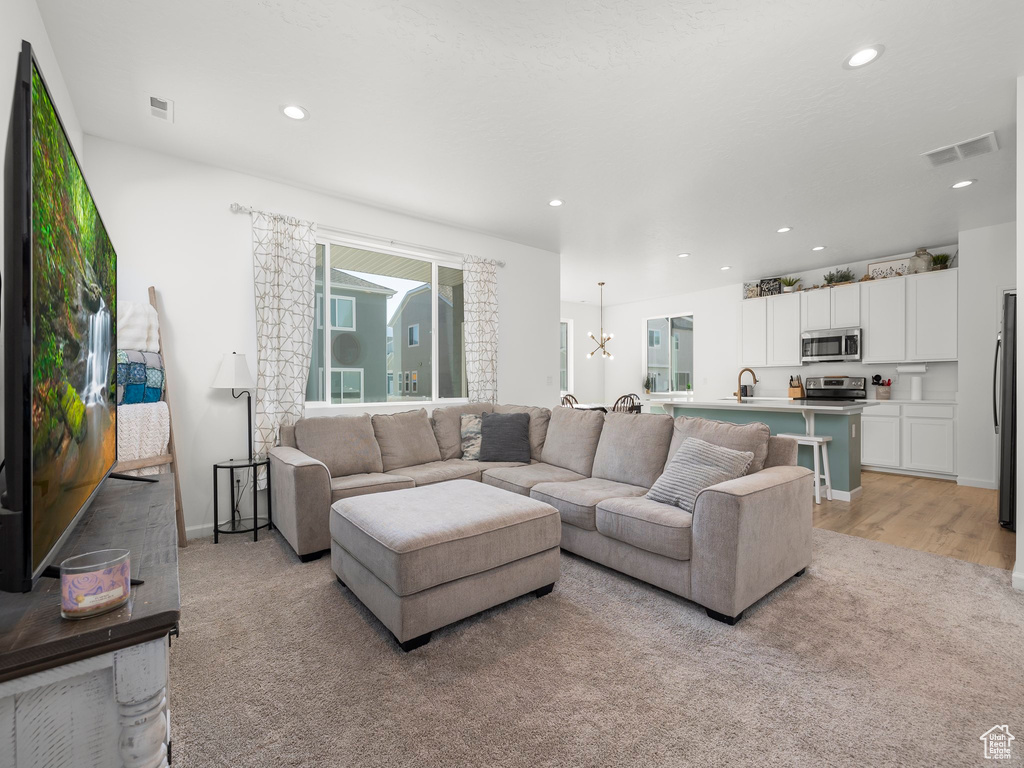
(172, 529), (1024, 767)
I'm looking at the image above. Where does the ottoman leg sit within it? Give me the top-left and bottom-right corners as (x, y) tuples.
(299, 551), (324, 563)
(336, 575), (346, 587)
(534, 583), (555, 598)
(397, 632), (432, 653)
(705, 608), (743, 626)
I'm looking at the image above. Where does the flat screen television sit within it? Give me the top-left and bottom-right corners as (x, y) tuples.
(1, 41), (117, 593)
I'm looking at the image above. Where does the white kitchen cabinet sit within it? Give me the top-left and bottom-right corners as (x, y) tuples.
(831, 283), (861, 328)
(861, 415), (901, 467)
(902, 415), (956, 474)
(767, 293), (801, 366)
(861, 276), (906, 363)
(906, 270), (958, 361)
(800, 289), (832, 331)
(740, 297), (767, 367)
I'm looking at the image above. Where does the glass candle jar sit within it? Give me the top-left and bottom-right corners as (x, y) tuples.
(60, 549), (131, 620)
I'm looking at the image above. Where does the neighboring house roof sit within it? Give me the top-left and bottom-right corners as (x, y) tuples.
(387, 283), (454, 328)
(325, 269), (396, 297)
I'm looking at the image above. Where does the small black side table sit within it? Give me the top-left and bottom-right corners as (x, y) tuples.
(213, 457), (272, 543)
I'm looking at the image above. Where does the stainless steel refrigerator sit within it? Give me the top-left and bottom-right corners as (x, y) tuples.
(995, 292), (1016, 530)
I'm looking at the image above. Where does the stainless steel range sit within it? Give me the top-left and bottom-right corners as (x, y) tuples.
(798, 376), (867, 403)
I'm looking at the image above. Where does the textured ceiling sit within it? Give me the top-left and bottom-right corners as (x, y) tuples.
(37, 0), (1024, 305)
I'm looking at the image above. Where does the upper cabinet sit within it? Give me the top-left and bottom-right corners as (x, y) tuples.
(906, 270), (958, 361)
(831, 284), (861, 328)
(767, 293), (801, 366)
(739, 297), (767, 367)
(861, 276), (906, 363)
(800, 284), (860, 331)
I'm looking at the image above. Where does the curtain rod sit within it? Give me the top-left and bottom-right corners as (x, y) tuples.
(230, 203), (505, 267)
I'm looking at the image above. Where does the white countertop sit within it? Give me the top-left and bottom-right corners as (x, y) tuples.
(645, 397), (880, 414)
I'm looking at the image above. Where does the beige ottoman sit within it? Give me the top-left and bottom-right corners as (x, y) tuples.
(330, 479), (561, 651)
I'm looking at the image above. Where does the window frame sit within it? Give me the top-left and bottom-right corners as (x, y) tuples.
(330, 295), (356, 331)
(305, 230), (470, 411)
(407, 323), (420, 348)
(559, 318), (574, 396)
(642, 312), (695, 395)
(330, 367), (364, 404)
(648, 329), (661, 348)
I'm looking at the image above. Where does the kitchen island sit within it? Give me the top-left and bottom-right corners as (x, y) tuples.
(647, 397), (879, 501)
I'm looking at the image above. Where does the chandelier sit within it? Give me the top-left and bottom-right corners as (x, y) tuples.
(587, 282), (614, 360)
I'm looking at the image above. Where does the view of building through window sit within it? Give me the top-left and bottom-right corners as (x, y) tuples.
(306, 244), (466, 404)
(559, 321), (570, 392)
(646, 315), (694, 392)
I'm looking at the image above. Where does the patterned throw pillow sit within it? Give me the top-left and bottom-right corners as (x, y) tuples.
(646, 437), (754, 513)
(117, 349), (165, 405)
(460, 413), (483, 461)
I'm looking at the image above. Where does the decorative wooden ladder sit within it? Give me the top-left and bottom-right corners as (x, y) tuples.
(112, 286), (187, 547)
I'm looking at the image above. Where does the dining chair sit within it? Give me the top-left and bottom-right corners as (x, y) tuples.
(560, 394), (578, 408)
(612, 394), (642, 414)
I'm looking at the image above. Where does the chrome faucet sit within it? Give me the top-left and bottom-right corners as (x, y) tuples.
(736, 368), (759, 402)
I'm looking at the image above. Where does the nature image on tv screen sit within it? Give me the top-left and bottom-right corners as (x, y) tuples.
(30, 64), (116, 569)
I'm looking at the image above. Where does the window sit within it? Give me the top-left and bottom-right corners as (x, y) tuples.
(559, 319), (573, 394)
(331, 296), (355, 330)
(305, 241), (466, 404)
(646, 315), (694, 393)
(331, 369), (363, 403)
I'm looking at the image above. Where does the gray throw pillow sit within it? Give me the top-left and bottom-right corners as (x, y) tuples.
(479, 412), (531, 463)
(461, 413), (483, 460)
(647, 437), (754, 513)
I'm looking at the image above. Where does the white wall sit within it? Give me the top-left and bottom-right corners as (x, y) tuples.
(1015, 74), (1024, 591)
(958, 222), (1015, 490)
(559, 301), (605, 403)
(83, 137), (560, 538)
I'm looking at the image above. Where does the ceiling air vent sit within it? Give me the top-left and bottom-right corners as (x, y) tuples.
(149, 96), (174, 122)
(921, 132), (998, 167)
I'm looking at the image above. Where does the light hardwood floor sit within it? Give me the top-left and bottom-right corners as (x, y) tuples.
(813, 470), (1017, 570)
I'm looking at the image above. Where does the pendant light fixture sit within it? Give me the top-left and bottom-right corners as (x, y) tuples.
(587, 282), (614, 360)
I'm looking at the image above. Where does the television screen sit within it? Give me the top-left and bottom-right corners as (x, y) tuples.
(28, 59), (117, 571)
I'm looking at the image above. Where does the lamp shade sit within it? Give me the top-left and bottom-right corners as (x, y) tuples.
(211, 353), (256, 390)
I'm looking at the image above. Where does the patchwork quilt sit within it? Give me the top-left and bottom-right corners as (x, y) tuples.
(117, 349), (165, 405)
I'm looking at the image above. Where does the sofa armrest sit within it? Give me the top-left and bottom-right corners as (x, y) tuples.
(689, 466), (813, 618)
(269, 446), (331, 558)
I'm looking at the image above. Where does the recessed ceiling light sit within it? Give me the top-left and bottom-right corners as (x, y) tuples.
(812, 246), (826, 251)
(677, 252), (690, 258)
(777, 227), (793, 233)
(720, 266), (732, 271)
(843, 45), (885, 69)
(951, 179), (975, 189)
(281, 105), (308, 120)
(548, 199), (564, 207)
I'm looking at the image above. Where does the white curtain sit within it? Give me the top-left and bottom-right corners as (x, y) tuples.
(251, 211), (317, 459)
(463, 255), (500, 403)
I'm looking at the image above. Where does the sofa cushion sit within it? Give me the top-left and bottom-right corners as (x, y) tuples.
(460, 413), (483, 460)
(540, 407), (605, 476)
(295, 414), (383, 477)
(667, 416), (770, 475)
(482, 462), (586, 496)
(480, 412), (532, 463)
(649, 437), (753, 513)
(330, 480), (561, 596)
(531, 477), (649, 531)
(372, 409), (442, 472)
(591, 412), (673, 488)
(596, 496), (693, 561)
(386, 459), (480, 486)
(493, 405), (551, 461)
(330, 473), (415, 503)
(431, 403), (493, 460)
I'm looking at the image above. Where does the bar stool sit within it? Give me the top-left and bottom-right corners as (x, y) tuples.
(777, 433), (832, 504)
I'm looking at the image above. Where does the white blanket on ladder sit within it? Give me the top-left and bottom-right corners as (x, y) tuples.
(117, 302), (160, 353)
(117, 402), (170, 476)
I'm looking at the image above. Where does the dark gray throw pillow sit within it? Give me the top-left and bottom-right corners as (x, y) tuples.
(479, 412), (531, 463)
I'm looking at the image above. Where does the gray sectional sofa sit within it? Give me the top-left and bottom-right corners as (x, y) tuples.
(270, 403), (813, 623)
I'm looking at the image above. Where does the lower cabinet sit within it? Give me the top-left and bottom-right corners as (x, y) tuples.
(861, 403), (956, 477)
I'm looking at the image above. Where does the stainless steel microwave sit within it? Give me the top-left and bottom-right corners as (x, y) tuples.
(801, 328), (861, 363)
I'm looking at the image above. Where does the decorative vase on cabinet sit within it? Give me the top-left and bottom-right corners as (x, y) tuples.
(908, 248), (932, 275)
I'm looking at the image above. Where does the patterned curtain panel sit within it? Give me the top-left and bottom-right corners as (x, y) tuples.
(463, 255), (500, 404)
(251, 211), (317, 459)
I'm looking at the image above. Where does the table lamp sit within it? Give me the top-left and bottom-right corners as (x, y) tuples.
(211, 352), (256, 462)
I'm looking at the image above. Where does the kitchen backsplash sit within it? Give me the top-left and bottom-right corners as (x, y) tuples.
(751, 361), (958, 401)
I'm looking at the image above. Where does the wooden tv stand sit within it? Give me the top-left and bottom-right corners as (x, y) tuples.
(0, 474), (180, 767)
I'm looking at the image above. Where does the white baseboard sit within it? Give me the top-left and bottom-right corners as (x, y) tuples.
(956, 476), (998, 490)
(862, 465), (957, 482)
(810, 486), (860, 502)
(1013, 569), (1024, 592)
(185, 523), (214, 540)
